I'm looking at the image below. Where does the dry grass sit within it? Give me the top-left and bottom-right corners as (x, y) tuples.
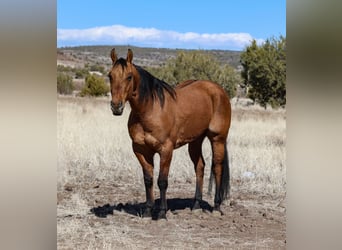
(57, 96), (286, 249)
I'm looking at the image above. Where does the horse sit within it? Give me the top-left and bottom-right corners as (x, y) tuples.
(108, 48), (231, 219)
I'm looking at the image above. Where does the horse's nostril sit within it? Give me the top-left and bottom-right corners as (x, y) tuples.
(111, 101), (122, 108)
(110, 100), (124, 116)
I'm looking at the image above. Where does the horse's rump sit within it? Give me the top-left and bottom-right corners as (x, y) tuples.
(171, 80), (231, 148)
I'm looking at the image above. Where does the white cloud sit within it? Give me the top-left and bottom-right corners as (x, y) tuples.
(57, 24), (264, 50)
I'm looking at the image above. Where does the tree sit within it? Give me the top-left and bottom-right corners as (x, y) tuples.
(214, 64), (240, 98)
(80, 74), (109, 97)
(240, 36), (286, 108)
(148, 50), (239, 97)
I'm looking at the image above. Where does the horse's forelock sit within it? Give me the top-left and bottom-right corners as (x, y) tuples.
(113, 58), (127, 70)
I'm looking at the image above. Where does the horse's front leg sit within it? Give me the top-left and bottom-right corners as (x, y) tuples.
(157, 143), (173, 219)
(133, 143), (155, 217)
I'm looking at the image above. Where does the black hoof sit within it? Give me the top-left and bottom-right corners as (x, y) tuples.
(192, 200), (202, 210)
(142, 207), (153, 218)
(213, 205), (224, 216)
(157, 210), (167, 220)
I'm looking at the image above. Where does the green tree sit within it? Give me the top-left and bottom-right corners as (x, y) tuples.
(57, 73), (74, 95)
(214, 64), (240, 98)
(149, 50), (238, 97)
(240, 36), (286, 108)
(80, 74), (109, 97)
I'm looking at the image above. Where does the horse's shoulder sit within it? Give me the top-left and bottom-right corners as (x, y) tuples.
(128, 113), (144, 143)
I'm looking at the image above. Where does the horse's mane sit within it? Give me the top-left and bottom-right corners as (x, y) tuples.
(134, 65), (176, 107)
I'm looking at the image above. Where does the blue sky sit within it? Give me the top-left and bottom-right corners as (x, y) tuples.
(57, 0), (286, 50)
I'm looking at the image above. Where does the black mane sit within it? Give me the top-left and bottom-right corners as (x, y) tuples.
(113, 58), (127, 69)
(134, 65), (176, 106)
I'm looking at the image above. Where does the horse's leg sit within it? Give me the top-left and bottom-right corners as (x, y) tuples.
(133, 143), (155, 217)
(209, 136), (226, 214)
(188, 136), (205, 210)
(157, 144), (173, 219)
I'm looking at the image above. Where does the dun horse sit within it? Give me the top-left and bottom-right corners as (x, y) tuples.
(108, 48), (231, 219)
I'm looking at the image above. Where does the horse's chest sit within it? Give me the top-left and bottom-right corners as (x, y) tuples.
(129, 124), (162, 151)
(128, 113), (170, 151)
(144, 132), (162, 150)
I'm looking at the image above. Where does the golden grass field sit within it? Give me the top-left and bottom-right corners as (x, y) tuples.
(57, 96), (286, 249)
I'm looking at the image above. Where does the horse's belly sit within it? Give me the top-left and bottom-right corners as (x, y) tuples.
(174, 126), (208, 149)
(174, 139), (189, 149)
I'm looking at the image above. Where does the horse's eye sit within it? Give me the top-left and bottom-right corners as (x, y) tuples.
(108, 74), (112, 81)
(127, 75), (132, 81)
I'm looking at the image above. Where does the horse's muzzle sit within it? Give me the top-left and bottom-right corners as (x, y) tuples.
(110, 101), (124, 116)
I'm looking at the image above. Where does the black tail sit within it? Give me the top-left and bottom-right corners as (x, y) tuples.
(221, 144), (230, 200)
(208, 143), (230, 201)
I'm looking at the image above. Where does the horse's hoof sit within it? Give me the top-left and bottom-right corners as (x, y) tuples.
(213, 208), (223, 217)
(192, 200), (202, 211)
(142, 212), (152, 218)
(142, 208), (152, 218)
(192, 208), (203, 214)
(157, 210), (167, 220)
(212, 210), (222, 217)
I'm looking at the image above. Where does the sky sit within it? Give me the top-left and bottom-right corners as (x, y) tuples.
(57, 0), (286, 51)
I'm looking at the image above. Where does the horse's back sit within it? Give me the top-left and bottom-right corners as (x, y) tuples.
(176, 79), (230, 99)
(176, 80), (231, 115)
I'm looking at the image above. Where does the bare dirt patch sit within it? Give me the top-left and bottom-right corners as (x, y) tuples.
(57, 180), (285, 249)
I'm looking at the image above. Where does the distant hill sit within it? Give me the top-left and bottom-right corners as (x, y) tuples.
(57, 45), (242, 69)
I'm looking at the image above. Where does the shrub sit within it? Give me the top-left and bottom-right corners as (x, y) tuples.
(80, 74), (109, 97)
(57, 73), (74, 95)
(89, 64), (105, 74)
(57, 65), (72, 73)
(75, 68), (89, 79)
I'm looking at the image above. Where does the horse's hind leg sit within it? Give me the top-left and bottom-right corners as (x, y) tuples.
(208, 136), (226, 213)
(188, 136), (205, 210)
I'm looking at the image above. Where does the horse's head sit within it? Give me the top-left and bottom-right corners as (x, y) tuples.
(108, 48), (137, 116)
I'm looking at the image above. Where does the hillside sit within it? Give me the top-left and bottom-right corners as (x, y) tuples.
(57, 45), (242, 69)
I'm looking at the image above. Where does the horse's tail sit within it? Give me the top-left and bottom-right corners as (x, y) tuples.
(207, 143), (230, 201)
(221, 143), (230, 200)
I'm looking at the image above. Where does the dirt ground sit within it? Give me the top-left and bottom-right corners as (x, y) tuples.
(57, 179), (285, 249)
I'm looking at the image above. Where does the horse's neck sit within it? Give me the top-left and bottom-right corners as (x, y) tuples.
(128, 97), (153, 117)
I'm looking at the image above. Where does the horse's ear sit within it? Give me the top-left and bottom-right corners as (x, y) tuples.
(110, 48), (117, 64)
(127, 49), (133, 63)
